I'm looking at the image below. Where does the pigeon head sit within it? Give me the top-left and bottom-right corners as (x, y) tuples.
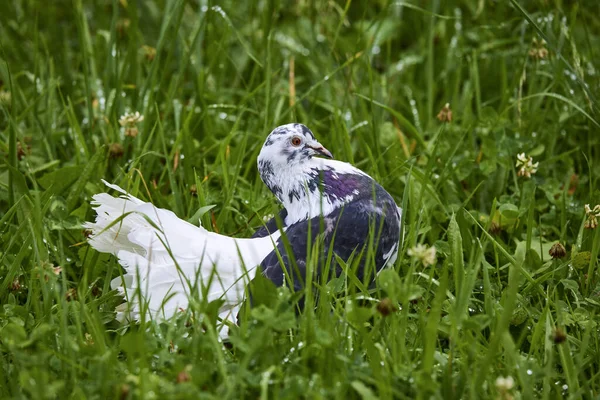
(258, 123), (352, 224)
(257, 123), (332, 210)
(257, 123), (332, 169)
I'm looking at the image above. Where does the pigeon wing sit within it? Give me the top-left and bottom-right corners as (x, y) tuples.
(259, 199), (400, 294)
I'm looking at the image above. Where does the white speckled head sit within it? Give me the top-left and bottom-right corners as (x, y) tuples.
(257, 124), (333, 210)
(257, 123), (332, 173)
(256, 124), (368, 224)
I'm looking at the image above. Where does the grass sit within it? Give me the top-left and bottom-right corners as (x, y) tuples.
(1, 0), (600, 398)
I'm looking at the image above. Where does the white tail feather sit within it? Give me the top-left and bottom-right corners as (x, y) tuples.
(84, 181), (280, 333)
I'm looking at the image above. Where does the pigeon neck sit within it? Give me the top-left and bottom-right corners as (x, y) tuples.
(259, 158), (367, 225)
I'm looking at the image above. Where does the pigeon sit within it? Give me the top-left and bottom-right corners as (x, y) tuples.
(84, 123), (401, 332)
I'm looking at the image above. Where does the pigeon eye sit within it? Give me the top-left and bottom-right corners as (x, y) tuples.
(290, 136), (302, 147)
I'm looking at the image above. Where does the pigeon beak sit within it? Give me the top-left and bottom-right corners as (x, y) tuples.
(306, 143), (333, 159)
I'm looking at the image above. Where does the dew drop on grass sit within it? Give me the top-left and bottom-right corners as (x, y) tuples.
(211, 5), (226, 18)
(587, 63), (596, 76)
(324, 75), (329, 81)
(450, 36), (458, 48)
(454, 8), (462, 30)
(527, 369), (533, 375)
(350, 121), (368, 132)
(219, 112), (227, 120)
(371, 46), (381, 55)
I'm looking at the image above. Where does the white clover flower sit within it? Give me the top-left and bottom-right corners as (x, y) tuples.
(584, 204), (600, 229)
(436, 103), (452, 122)
(529, 38), (548, 60)
(495, 375), (515, 399)
(515, 153), (539, 178)
(119, 111), (144, 137)
(495, 376), (514, 391)
(119, 111), (144, 126)
(407, 244), (437, 267)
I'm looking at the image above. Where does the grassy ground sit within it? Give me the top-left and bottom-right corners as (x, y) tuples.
(1, 0), (600, 398)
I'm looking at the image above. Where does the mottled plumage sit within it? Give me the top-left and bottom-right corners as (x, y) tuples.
(255, 123), (401, 291)
(85, 123), (401, 335)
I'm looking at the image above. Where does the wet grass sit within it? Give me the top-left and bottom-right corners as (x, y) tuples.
(1, 0), (600, 398)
